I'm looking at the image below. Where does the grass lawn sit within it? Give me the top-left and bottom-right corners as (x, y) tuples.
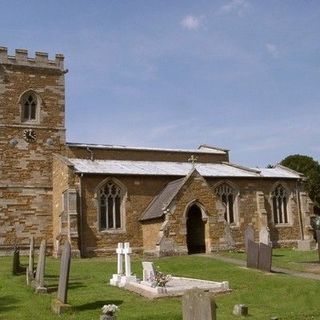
(1, 252), (320, 319)
(217, 248), (320, 273)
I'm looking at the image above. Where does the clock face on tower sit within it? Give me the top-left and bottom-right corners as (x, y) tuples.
(23, 129), (37, 142)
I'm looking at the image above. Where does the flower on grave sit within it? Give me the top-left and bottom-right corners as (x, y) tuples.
(101, 304), (119, 316)
(150, 268), (171, 288)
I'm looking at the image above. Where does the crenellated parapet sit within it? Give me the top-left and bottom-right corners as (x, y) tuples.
(0, 47), (64, 70)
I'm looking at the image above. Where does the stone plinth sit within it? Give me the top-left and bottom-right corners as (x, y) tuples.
(51, 298), (72, 315)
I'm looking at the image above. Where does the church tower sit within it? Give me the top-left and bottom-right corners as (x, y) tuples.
(0, 47), (66, 251)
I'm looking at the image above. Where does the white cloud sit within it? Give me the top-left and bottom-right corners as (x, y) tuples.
(180, 15), (203, 30)
(219, 0), (249, 16)
(266, 43), (279, 58)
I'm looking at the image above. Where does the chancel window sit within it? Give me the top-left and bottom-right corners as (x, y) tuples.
(99, 181), (123, 230)
(271, 184), (288, 224)
(21, 92), (38, 122)
(215, 184), (236, 224)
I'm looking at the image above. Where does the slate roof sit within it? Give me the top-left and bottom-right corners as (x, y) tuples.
(66, 158), (301, 179)
(67, 142), (227, 154)
(140, 176), (187, 221)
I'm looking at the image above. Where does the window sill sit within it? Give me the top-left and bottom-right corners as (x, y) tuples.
(99, 229), (126, 234)
(274, 223), (292, 228)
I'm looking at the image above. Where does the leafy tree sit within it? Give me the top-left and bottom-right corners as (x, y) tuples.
(280, 155), (320, 210)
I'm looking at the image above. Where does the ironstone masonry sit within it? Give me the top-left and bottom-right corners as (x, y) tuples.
(0, 47), (316, 257)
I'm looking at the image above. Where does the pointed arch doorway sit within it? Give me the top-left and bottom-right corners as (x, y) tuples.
(186, 204), (206, 254)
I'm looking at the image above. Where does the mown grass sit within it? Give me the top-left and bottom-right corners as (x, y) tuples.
(1, 252), (320, 319)
(218, 248), (320, 273)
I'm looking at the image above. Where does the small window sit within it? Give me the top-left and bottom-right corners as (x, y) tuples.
(271, 184), (288, 224)
(99, 180), (124, 230)
(20, 91), (38, 122)
(215, 183), (237, 224)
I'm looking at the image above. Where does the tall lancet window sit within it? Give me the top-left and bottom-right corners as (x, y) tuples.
(99, 180), (123, 230)
(21, 91), (38, 122)
(271, 184), (288, 224)
(215, 183), (237, 224)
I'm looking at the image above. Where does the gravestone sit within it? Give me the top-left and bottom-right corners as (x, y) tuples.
(52, 241), (72, 314)
(259, 226), (270, 246)
(233, 304), (248, 316)
(110, 242), (137, 287)
(26, 236), (35, 284)
(316, 230), (320, 261)
(12, 246), (21, 275)
(246, 240), (259, 269)
(33, 239), (47, 293)
(224, 224), (235, 250)
(182, 288), (217, 320)
(244, 225), (254, 252)
(258, 243), (272, 272)
(142, 261), (156, 283)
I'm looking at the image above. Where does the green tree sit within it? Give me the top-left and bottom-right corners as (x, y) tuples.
(280, 155), (320, 210)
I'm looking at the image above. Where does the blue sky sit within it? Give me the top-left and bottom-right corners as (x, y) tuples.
(1, 0), (319, 167)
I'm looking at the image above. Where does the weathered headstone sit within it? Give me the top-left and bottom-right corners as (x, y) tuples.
(52, 241), (72, 314)
(26, 236), (35, 284)
(244, 225), (255, 252)
(259, 226), (270, 246)
(12, 246), (21, 275)
(182, 288), (217, 320)
(233, 304), (248, 316)
(246, 240), (259, 269)
(224, 224), (235, 250)
(316, 230), (320, 261)
(258, 243), (272, 272)
(33, 239), (47, 293)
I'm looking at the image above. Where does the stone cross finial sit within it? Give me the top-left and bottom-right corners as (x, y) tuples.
(188, 155), (198, 168)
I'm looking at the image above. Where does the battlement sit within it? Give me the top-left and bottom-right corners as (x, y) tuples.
(0, 47), (64, 70)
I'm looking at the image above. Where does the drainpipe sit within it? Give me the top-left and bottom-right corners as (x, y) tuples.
(296, 180), (304, 240)
(79, 173), (84, 257)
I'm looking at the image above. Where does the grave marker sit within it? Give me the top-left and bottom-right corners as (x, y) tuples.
(246, 240), (259, 269)
(33, 239), (47, 293)
(12, 246), (21, 275)
(259, 226), (270, 246)
(316, 230), (320, 261)
(26, 236), (35, 284)
(258, 243), (272, 272)
(52, 241), (72, 314)
(182, 288), (217, 320)
(224, 224), (235, 250)
(142, 261), (156, 283)
(244, 225), (254, 252)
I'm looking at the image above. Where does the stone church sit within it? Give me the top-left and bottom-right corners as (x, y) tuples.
(0, 47), (315, 257)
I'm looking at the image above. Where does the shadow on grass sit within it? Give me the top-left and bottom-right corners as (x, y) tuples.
(0, 295), (20, 311)
(272, 254), (284, 257)
(47, 281), (86, 293)
(74, 300), (123, 311)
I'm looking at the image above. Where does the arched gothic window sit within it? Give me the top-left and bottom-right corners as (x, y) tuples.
(215, 183), (237, 224)
(271, 184), (288, 224)
(20, 91), (38, 122)
(98, 180), (124, 230)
